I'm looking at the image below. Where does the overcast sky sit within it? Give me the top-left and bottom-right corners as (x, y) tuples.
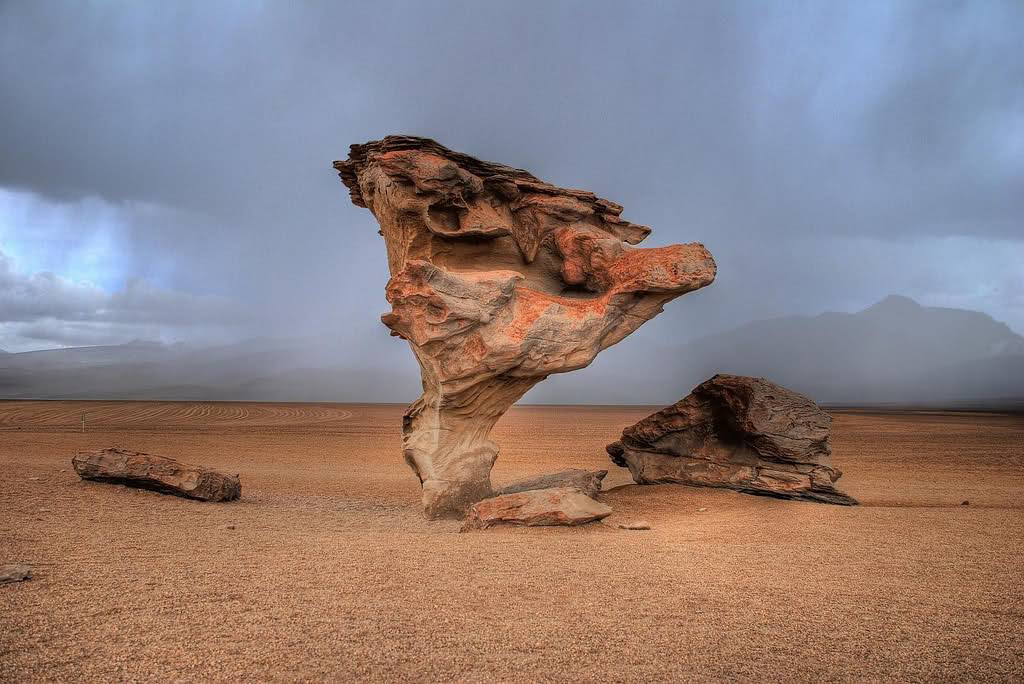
(1, 1), (1021, 355)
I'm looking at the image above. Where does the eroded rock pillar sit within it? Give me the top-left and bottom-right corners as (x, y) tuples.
(334, 136), (716, 516)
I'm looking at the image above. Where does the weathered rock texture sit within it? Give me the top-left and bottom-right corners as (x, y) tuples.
(617, 520), (652, 531)
(335, 136), (715, 517)
(607, 375), (857, 505)
(72, 448), (241, 502)
(0, 563), (32, 585)
(498, 468), (607, 498)
(462, 487), (612, 530)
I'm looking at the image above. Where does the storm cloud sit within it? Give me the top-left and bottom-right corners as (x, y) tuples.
(0, 2), (1021, 391)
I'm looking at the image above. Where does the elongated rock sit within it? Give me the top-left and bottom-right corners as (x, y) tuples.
(607, 374), (857, 505)
(498, 469), (607, 498)
(462, 487), (612, 530)
(334, 136), (715, 517)
(0, 564), (32, 585)
(72, 448), (241, 502)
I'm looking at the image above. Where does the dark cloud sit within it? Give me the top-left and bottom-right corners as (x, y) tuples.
(0, 1), (1021, 376)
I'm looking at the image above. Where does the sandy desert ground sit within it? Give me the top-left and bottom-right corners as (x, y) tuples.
(1, 401), (1022, 682)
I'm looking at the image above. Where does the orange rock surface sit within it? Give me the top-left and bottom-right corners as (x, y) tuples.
(461, 487), (612, 530)
(335, 136), (715, 516)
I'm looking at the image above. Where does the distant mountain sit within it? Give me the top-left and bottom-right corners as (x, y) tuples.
(671, 295), (1024, 404)
(1, 296), (1022, 406)
(0, 336), (419, 402)
(1, 340), (186, 370)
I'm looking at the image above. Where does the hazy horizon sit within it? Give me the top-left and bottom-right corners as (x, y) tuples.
(2, 293), (1021, 406)
(2, 292), (1021, 354)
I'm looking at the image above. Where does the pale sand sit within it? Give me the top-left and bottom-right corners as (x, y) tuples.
(1, 401), (1022, 682)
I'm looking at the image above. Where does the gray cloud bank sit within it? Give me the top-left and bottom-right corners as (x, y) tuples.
(0, 247), (243, 351)
(0, 1), (1021, 399)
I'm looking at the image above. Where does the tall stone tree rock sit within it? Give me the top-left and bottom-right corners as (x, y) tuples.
(335, 136), (716, 517)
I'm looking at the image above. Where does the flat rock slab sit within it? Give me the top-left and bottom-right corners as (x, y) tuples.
(497, 469), (607, 498)
(0, 564), (32, 584)
(72, 448), (241, 502)
(462, 487), (612, 531)
(617, 520), (652, 530)
(608, 374), (857, 505)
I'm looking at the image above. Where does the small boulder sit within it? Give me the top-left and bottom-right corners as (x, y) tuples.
(497, 469), (607, 498)
(0, 564), (32, 584)
(608, 374), (857, 505)
(462, 487), (612, 531)
(617, 520), (651, 530)
(72, 448), (241, 502)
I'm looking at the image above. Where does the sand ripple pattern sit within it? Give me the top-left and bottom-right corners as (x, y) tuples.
(0, 401), (354, 433)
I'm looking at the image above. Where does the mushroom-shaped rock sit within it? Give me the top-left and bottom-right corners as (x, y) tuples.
(335, 136), (716, 517)
(607, 374), (857, 505)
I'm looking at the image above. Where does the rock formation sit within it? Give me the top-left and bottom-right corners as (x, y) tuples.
(335, 136), (715, 517)
(461, 487), (612, 530)
(617, 520), (652, 531)
(607, 374), (857, 505)
(0, 564), (32, 585)
(497, 468), (607, 498)
(72, 448), (241, 502)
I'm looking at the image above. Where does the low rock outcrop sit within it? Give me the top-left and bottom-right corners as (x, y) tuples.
(607, 374), (857, 505)
(616, 520), (652, 531)
(335, 136), (715, 517)
(497, 469), (607, 498)
(0, 564), (32, 585)
(461, 487), (612, 530)
(72, 448), (241, 502)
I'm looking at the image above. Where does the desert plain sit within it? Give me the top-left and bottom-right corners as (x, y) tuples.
(1, 400), (1022, 682)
